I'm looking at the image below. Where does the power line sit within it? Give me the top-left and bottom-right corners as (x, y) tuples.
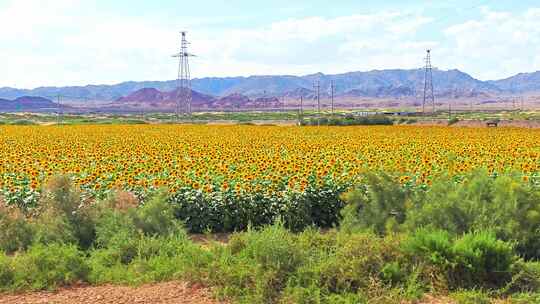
(330, 80), (335, 115)
(313, 80), (321, 126)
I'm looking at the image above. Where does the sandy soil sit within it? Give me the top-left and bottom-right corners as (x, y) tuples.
(0, 281), (224, 304)
(0, 284), (458, 304)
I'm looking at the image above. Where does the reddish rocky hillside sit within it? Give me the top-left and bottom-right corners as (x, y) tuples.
(113, 88), (283, 111)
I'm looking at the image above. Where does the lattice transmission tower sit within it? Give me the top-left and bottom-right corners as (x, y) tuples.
(173, 31), (196, 119)
(422, 49), (435, 115)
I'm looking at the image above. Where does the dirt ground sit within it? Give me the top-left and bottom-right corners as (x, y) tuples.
(0, 281), (225, 304)
(0, 284), (458, 304)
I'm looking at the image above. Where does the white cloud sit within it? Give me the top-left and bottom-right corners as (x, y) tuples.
(444, 7), (540, 80)
(0, 2), (435, 88)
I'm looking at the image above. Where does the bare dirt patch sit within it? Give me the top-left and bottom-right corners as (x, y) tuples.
(0, 281), (225, 304)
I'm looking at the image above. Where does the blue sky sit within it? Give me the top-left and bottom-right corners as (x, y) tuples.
(1, 0), (540, 88)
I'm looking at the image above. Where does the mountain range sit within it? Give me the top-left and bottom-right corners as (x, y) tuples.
(0, 96), (60, 112)
(111, 88), (282, 111)
(2, 69), (540, 104)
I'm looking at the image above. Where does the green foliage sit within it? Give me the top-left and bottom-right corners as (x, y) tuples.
(170, 184), (346, 233)
(31, 208), (77, 245)
(301, 115), (393, 126)
(404, 229), (453, 268)
(135, 192), (183, 236)
(11, 243), (89, 291)
(0, 171), (538, 304)
(405, 230), (515, 290)
(0, 203), (34, 253)
(87, 234), (195, 285)
(450, 290), (491, 304)
(206, 224), (304, 303)
(38, 175), (96, 249)
(505, 261), (540, 294)
(451, 231), (515, 288)
(340, 173), (408, 235)
(448, 117), (460, 125)
(9, 119), (36, 125)
(507, 293), (540, 304)
(0, 252), (14, 290)
(405, 171), (540, 259)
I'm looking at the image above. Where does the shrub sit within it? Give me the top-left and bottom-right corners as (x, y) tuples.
(300, 115), (393, 126)
(451, 231), (515, 289)
(404, 229), (453, 268)
(316, 233), (403, 294)
(0, 252), (14, 291)
(38, 175), (96, 249)
(448, 117), (460, 125)
(206, 224), (304, 302)
(88, 234), (193, 285)
(405, 230), (516, 290)
(9, 119), (36, 125)
(405, 171), (540, 259)
(135, 192), (182, 236)
(506, 261), (540, 294)
(0, 200), (34, 253)
(94, 214), (139, 263)
(31, 208), (76, 245)
(12, 243), (89, 291)
(340, 173), (408, 235)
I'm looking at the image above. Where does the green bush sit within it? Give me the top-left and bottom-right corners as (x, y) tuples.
(207, 224), (304, 302)
(38, 175), (96, 249)
(88, 234), (193, 285)
(405, 171), (540, 259)
(94, 213), (139, 264)
(506, 261), (540, 294)
(451, 231), (515, 288)
(0, 203), (34, 253)
(405, 230), (515, 290)
(448, 117), (460, 125)
(9, 119), (36, 125)
(0, 252), (14, 291)
(404, 229), (453, 268)
(300, 115), (393, 126)
(340, 173), (408, 235)
(32, 208), (76, 246)
(12, 243), (89, 291)
(135, 192), (182, 236)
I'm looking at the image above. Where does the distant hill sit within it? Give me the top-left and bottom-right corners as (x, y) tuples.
(0, 96), (59, 112)
(1, 68), (538, 103)
(487, 71), (540, 93)
(110, 88), (282, 111)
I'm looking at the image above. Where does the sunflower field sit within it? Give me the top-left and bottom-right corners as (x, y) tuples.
(1, 124), (539, 199)
(0, 125), (540, 229)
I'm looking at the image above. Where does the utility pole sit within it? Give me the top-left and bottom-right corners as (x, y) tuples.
(331, 80), (335, 116)
(448, 98), (452, 121)
(300, 95), (304, 116)
(314, 81), (321, 126)
(173, 31), (195, 121)
(57, 94), (62, 125)
(422, 50), (435, 116)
